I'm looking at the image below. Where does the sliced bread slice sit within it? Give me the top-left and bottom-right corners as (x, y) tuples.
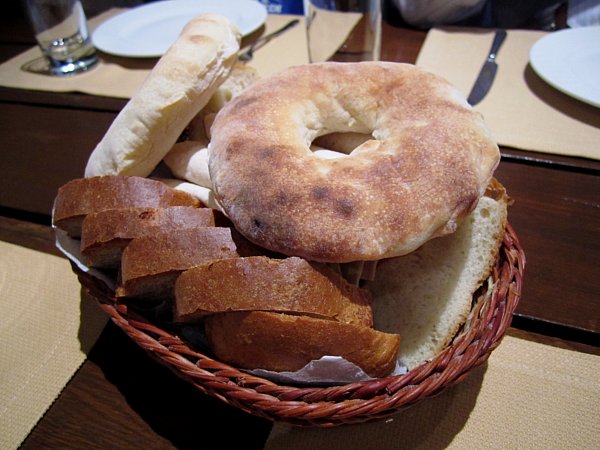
(205, 311), (400, 378)
(81, 206), (218, 269)
(116, 227), (259, 299)
(53, 176), (200, 238)
(365, 184), (508, 370)
(173, 256), (373, 326)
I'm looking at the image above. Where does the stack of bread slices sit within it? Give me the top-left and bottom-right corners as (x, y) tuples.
(53, 175), (401, 378)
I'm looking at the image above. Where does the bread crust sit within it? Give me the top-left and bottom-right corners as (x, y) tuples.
(210, 62), (500, 262)
(85, 14), (241, 177)
(117, 227), (258, 299)
(81, 206), (216, 268)
(173, 256), (373, 326)
(53, 176), (200, 237)
(205, 311), (400, 378)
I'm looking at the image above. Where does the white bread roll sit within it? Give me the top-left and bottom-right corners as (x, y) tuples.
(85, 14), (241, 178)
(164, 141), (212, 188)
(195, 63), (260, 139)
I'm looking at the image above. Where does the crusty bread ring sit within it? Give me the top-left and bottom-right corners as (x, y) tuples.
(85, 14), (241, 178)
(209, 62), (500, 263)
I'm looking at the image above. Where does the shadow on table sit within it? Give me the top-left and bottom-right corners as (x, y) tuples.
(78, 288), (109, 355)
(70, 271), (270, 449)
(265, 364), (487, 450)
(85, 318), (272, 450)
(524, 64), (600, 129)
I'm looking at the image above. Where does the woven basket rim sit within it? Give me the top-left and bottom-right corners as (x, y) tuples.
(73, 223), (525, 427)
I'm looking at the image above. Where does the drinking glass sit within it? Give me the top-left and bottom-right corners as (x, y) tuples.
(22, 0), (98, 76)
(305, 0), (382, 63)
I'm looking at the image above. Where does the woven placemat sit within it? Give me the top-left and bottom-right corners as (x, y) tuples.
(0, 241), (107, 449)
(0, 10), (338, 98)
(265, 334), (600, 449)
(416, 28), (600, 160)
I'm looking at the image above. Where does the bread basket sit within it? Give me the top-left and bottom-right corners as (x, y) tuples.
(71, 223), (525, 427)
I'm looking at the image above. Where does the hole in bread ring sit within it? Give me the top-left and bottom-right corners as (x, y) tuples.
(209, 62), (499, 263)
(311, 132), (371, 158)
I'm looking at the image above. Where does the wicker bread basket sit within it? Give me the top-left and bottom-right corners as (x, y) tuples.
(72, 223), (525, 427)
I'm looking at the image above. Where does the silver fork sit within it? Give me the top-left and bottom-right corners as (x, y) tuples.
(238, 19), (300, 62)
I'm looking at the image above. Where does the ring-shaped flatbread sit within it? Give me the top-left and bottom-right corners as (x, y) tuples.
(209, 62), (499, 262)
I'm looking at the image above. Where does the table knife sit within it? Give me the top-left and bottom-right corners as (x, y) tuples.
(467, 30), (507, 106)
(238, 19), (300, 62)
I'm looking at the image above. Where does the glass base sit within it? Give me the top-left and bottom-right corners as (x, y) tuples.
(21, 51), (99, 77)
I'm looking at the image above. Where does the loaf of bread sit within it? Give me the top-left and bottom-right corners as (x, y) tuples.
(116, 227), (259, 299)
(202, 64), (259, 117)
(84, 14), (241, 177)
(80, 206), (218, 269)
(53, 176), (200, 238)
(366, 183), (508, 370)
(205, 311), (400, 378)
(173, 256), (373, 326)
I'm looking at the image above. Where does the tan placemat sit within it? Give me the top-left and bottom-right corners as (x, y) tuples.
(0, 10), (326, 98)
(244, 14), (309, 79)
(0, 241), (108, 449)
(0, 7), (365, 99)
(250, 12), (359, 75)
(0, 10), (309, 98)
(265, 335), (600, 449)
(416, 28), (600, 160)
(0, 9), (151, 99)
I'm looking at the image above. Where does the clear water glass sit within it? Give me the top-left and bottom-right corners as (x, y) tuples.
(22, 0), (98, 76)
(305, 0), (382, 63)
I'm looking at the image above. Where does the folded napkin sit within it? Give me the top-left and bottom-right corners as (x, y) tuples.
(416, 28), (600, 160)
(264, 335), (600, 449)
(0, 241), (107, 449)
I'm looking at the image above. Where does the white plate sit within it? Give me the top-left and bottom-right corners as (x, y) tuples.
(530, 27), (600, 108)
(93, 0), (267, 58)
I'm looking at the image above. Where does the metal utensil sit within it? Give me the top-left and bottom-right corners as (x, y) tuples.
(238, 19), (300, 62)
(467, 30), (507, 106)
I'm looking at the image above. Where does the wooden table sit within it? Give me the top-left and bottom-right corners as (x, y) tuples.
(1, 3), (598, 448)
